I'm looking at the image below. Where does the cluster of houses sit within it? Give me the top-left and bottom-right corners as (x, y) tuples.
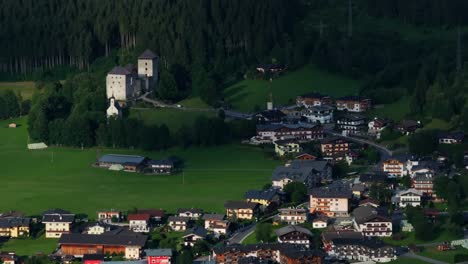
(95, 154), (176, 174)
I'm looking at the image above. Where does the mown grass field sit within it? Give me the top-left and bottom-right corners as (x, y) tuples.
(0, 117), (280, 217)
(129, 107), (215, 131)
(224, 65), (363, 112)
(0, 235), (57, 257)
(0, 81), (36, 99)
(382, 231), (461, 247)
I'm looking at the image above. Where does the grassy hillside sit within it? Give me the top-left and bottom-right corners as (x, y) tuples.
(367, 96), (411, 121)
(0, 117), (279, 217)
(129, 107), (215, 131)
(0, 81), (36, 99)
(224, 65), (363, 112)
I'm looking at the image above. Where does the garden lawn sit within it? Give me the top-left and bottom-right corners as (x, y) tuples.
(0, 235), (58, 257)
(383, 231), (461, 247)
(224, 65), (363, 112)
(419, 246), (468, 264)
(367, 96), (411, 121)
(0, 117), (280, 217)
(0, 81), (36, 99)
(177, 97), (212, 109)
(129, 107), (215, 131)
(422, 118), (451, 131)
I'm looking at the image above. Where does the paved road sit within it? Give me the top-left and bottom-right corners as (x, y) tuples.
(401, 253), (448, 264)
(229, 224), (256, 244)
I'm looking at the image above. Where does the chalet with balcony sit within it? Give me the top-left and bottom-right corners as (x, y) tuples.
(395, 120), (421, 135)
(128, 214), (150, 233)
(97, 210), (121, 222)
(278, 208), (308, 225)
(273, 139), (302, 157)
(254, 123), (323, 143)
(392, 189), (422, 208)
(320, 137), (350, 161)
(42, 209), (75, 238)
(167, 216), (190, 231)
(0, 217), (30, 238)
(412, 172), (436, 199)
(296, 92), (332, 107)
(368, 118), (390, 139)
(335, 96), (371, 112)
(303, 105), (334, 124)
(336, 114), (367, 135)
(224, 201), (259, 220)
(309, 185), (352, 217)
(202, 214), (229, 235)
(352, 205), (392, 237)
(244, 189), (279, 207)
(183, 226), (208, 247)
(275, 225), (313, 248)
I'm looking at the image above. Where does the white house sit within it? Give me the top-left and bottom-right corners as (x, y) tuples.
(368, 118), (389, 139)
(352, 205), (392, 237)
(168, 216), (189, 231)
(202, 214), (229, 235)
(128, 214), (150, 233)
(106, 97), (122, 118)
(392, 189), (422, 208)
(86, 222), (112, 235)
(177, 208), (203, 219)
(274, 140), (302, 157)
(278, 208), (308, 225)
(303, 105), (334, 124)
(42, 209), (75, 238)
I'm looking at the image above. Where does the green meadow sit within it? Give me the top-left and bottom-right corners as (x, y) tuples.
(0, 117), (280, 217)
(224, 65), (363, 112)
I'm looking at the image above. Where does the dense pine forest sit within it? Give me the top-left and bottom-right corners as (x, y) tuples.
(0, 0), (467, 147)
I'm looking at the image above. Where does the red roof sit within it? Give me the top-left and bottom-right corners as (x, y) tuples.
(128, 214), (150, 221)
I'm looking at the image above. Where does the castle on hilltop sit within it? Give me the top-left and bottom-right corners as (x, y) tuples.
(106, 49), (158, 117)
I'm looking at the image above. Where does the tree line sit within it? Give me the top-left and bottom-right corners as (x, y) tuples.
(0, 89), (30, 120)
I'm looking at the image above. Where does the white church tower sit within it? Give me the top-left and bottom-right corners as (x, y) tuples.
(106, 97), (122, 118)
(137, 49), (158, 91)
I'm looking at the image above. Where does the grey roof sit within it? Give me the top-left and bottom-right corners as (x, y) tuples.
(224, 201), (259, 210)
(351, 183), (366, 192)
(0, 217), (30, 228)
(359, 173), (387, 183)
(59, 232), (147, 247)
(244, 189), (277, 201)
(412, 160), (439, 171)
(43, 214), (74, 223)
(98, 154), (146, 165)
(202, 214), (225, 221)
(337, 113), (366, 121)
(352, 205), (390, 225)
(309, 185), (352, 198)
(108, 66), (131, 75)
(183, 226), (208, 238)
(271, 160), (329, 182)
(168, 216), (189, 222)
(275, 225), (313, 237)
(144, 249), (172, 257)
(138, 49), (158, 59)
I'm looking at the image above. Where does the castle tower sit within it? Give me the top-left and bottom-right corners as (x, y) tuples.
(138, 49), (158, 91)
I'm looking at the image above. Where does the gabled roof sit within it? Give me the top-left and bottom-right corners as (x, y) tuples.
(396, 188), (423, 197)
(331, 237), (391, 249)
(244, 189), (278, 201)
(43, 214), (74, 223)
(438, 131), (465, 141)
(128, 214), (150, 221)
(136, 209), (165, 218)
(352, 205), (390, 224)
(322, 231), (363, 243)
(359, 173), (387, 183)
(202, 214), (225, 221)
(0, 217), (30, 228)
(144, 248), (172, 257)
(413, 172), (434, 182)
(98, 154), (146, 165)
(108, 66), (131, 75)
(43, 208), (71, 215)
(359, 198), (379, 207)
(224, 201), (259, 210)
(59, 232), (147, 247)
(337, 113), (366, 121)
(138, 49), (158, 60)
(321, 136), (349, 144)
(183, 226), (208, 238)
(255, 110), (286, 120)
(275, 225), (312, 237)
(309, 185), (352, 199)
(167, 216), (189, 222)
(336, 96), (370, 102)
(256, 122), (320, 132)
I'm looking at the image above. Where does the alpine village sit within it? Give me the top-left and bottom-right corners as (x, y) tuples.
(0, 1), (468, 264)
